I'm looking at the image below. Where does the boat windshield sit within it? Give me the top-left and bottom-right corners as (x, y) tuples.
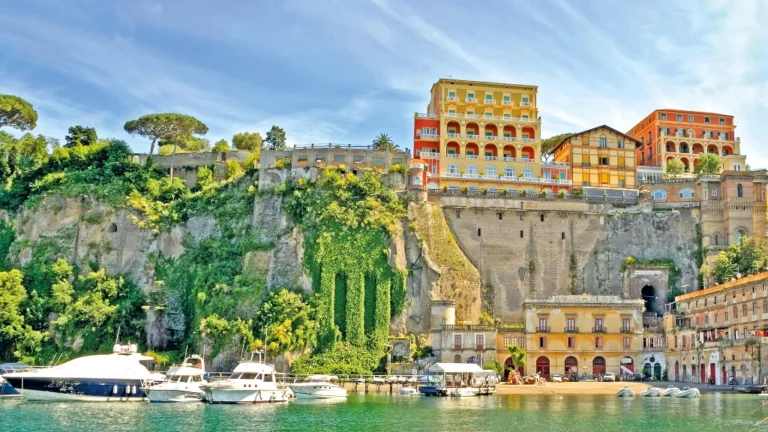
(230, 372), (263, 380)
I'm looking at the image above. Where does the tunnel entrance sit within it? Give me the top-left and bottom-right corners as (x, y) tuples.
(641, 285), (657, 314)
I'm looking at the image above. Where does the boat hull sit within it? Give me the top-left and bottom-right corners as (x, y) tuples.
(4, 377), (147, 402)
(204, 388), (291, 404)
(673, 389), (701, 398)
(146, 388), (205, 403)
(291, 386), (347, 399)
(616, 388), (635, 397)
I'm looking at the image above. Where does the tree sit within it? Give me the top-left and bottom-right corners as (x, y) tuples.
(371, 133), (399, 152)
(665, 158), (685, 179)
(540, 133), (572, 162)
(123, 113), (209, 159)
(232, 132), (263, 152)
(709, 236), (768, 284)
(64, 125), (98, 148)
(254, 289), (317, 359)
(0, 95), (38, 131)
(265, 126), (286, 151)
(0, 269), (43, 359)
(695, 153), (722, 175)
(507, 344), (527, 373)
(197, 166), (213, 188)
(212, 139), (230, 152)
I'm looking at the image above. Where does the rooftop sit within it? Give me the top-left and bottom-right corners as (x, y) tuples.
(674, 271), (768, 302)
(432, 78), (537, 91)
(523, 295), (645, 308)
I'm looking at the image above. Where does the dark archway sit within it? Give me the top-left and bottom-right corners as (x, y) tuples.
(654, 363), (662, 380)
(641, 285), (657, 315)
(536, 356), (550, 381)
(674, 361), (680, 381)
(593, 356), (606, 376)
(565, 356), (578, 375)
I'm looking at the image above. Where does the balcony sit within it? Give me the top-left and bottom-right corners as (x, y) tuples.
(484, 156), (498, 161)
(593, 327), (606, 333)
(465, 113), (481, 119)
(465, 155), (478, 160)
(444, 112), (462, 118)
(620, 327), (634, 333)
(565, 327), (579, 333)
(438, 174), (572, 185)
(484, 135), (498, 141)
(415, 113), (437, 119)
(537, 326), (550, 333)
(502, 136), (517, 142)
(466, 134), (479, 139)
(475, 345), (485, 350)
(421, 133), (439, 139)
(503, 157), (516, 162)
(445, 153), (460, 159)
(582, 162), (591, 168)
(502, 100), (513, 105)
(447, 96), (458, 101)
(446, 132), (461, 138)
(420, 151), (440, 159)
(521, 137), (535, 143)
(484, 99), (496, 104)
(521, 157), (534, 163)
(503, 116), (518, 121)
(454, 344), (461, 350)
(466, 97), (477, 103)
(484, 115), (500, 120)
(521, 101), (531, 107)
(520, 118), (537, 122)
(443, 324), (495, 331)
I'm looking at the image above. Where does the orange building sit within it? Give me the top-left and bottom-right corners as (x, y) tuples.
(628, 110), (745, 176)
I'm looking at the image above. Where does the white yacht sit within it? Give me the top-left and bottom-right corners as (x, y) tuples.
(290, 375), (347, 399)
(201, 352), (292, 404)
(145, 355), (207, 403)
(2, 344), (162, 402)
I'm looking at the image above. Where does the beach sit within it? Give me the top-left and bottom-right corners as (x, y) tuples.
(494, 381), (649, 395)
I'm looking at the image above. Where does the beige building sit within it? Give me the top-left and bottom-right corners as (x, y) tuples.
(429, 300), (497, 365)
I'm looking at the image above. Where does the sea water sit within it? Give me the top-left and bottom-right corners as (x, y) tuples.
(1, 393), (765, 431)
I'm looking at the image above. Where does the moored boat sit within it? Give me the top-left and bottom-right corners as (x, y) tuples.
(290, 375), (347, 399)
(399, 386), (419, 396)
(0, 364), (29, 397)
(419, 363), (496, 397)
(145, 355), (207, 403)
(660, 386), (680, 397)
(2, 344), (161, 402)
(201, 351), (291, 404)
(616, 386), (635, 397)
(672, 387), (701, 398)
(639, 387), (661, 397)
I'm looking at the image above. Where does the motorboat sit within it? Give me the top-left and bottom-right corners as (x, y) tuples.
(145, 355), (207, 403)
(616, 386), (635, 397)
(639, 387), (661, 397)
(2, 344), (162, 402)
(0, 363), (29, 397)
(399, 386), (419, 396)
(372, 376), (385, 384)
(290, 375), (347, 399)
(454, 386), (481, 397)
(673, 387), (701, 398)
(661, 386), (681, 397)
(201, 351), (291, 404)
(419, 363), (496, 397)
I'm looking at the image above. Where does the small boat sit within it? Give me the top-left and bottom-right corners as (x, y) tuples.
(201, 351), (291, 404)
(145, 355), (207, 403)
(454, 386), (480, 397)
(2, 344), (162, 402)
(386, 376), (400, 384)
(639, 387), (661, 397)
(372, 376), (385, 384)
(660, 386), (680, 397)
(616, 386), (635, 397)
(673, 387), (701, 398)
(399, 386), (419, 396)
(290, 375), (347, 399)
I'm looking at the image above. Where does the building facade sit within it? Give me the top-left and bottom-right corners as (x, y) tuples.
(665, 272), (768, 385)
(628, 109), (746, 174)
(413, 79), (572, 195)
(522, 296), (644, 381)
(551, 125), (638, 195)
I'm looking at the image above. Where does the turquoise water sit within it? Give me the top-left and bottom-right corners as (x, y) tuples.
(2, 394), (767, 431)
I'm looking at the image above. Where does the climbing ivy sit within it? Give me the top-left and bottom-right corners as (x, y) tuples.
(623, 256), (682, 302)
(283, 168), (406, 364)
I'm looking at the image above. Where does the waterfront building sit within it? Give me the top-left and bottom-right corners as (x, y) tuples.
(522, 295), (644, 381)
(429, 300), (497, 365)
(628, 109), (746, 175)
(664, 272), (768, 385)
(551, 125), (639, 198)
(413, 79), (571, 195)
(259, 144), (409, 171)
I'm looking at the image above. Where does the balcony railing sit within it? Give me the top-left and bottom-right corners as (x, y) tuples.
(454, 344), (461, 350)
(420, 151), (440, 159)
(620, 327), (634, 333)
(465, 114), (481, 119)
(484, 99), (496, 104)
(521, 157), (534, 163)
(475, 345), (485, 350)
(521, 138), (535, 143)
(503, 116), (518, 121)
(502, 100), (513, 105)
(415, 113), (437, 119)
(593, 327), (606, 333)
(484, 115), (500, 120)
(465, 155), (478, 160)
(502, 136), (517, 142)
(447, 96), (458, 101)
(443, 324), (495, 331)
(503, 156), (516, 162)
(466, 97), (477, 103)
(446, 133), (461, 138)
(521, 101), (531, 106)
(445, 154), (460, 158)
(485, 136), (498, 141)
(466, 134), (479, 139)
(444, 112), (462, 118)
(420, 133), (439, 139)
(537, 326), (550, 333)
(565, 327), (579, 333)
(520, 118), (537, 122)
(484, 156), (498, 161)
(438, 174), (572, 185)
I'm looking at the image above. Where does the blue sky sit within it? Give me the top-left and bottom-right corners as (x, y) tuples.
(1, 0), (766, 167)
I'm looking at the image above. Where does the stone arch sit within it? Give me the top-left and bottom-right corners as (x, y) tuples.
(642, 285), (657, 314)
(536, 356), (550, 380)
(564, 356), (578, 375)
(592, 356), (606, 375)
(454, 354), (462, 363)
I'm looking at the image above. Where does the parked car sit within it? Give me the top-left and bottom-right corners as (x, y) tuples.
(551, 374), (562, 383)
(603, 372), (616, 382)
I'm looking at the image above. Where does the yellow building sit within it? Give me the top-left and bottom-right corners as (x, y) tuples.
(523, 296), (644, 380)
(415, 79), (570, 195)
(552, 125), (638, 193)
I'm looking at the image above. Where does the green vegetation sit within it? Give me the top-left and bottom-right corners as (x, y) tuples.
(540, 132), (572, 162)
(371, 133), (399, 151)
(212, 139), (230, 152)
(665, 158), (685, 179)
(232, 132), (263, 152)
(265, 126), (286, 151)
(0, 94), (38, 131)
(64, 126), (98, 148)
(701, 236), (768, 285)
(694, 153), (721, 175)
(506, 345), (526, 372)
(123, 113), (209, 158)
(623, 256), (682, 301)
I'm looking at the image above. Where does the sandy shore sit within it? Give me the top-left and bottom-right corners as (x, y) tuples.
(495, 381), (650, 395)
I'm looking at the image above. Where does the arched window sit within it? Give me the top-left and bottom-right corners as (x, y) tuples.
(523, 168), (533, 178)
(412, 176), (422, 186)
(467, 165), (478, 175)
(679, 188), (695, 199)
(486, 166), (497, 177)
(505, 167), (515, 177)
(447, 164), (459, 174)
(447, 185), (459, 191)
(737, 230), (746, 242)
(737, 184), (743, 197)
(651, 190), (667, 200)
(688, 129), (694, 138)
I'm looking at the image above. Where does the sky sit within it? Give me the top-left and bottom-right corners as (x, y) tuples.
(0, 0), (766, 167)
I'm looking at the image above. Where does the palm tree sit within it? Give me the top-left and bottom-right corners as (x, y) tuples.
(507, 345), (527, 373)
(372, 133), (399, 151)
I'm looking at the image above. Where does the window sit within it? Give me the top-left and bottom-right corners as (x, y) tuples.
(688, 115), (694, 122)
(485, 93), (493, 101)
(477, 228), (481, 237)
(677, 114), (683, 121)
(297, 155), (308, 163)
(764, 300), (767, 313)
(447, 164), (459, 174)
(522, 96), (529, 104)
(660, 113), (667, 120)
(455, 211), (461, 218)
(725, 311), (729, 321)
(583, 181), (590, 186)
(622, 318), (630, 331)
(566, 318), (576, 332)
(618, 140), (624, 149)
(704, 116), (710, 123)
(595, 337), (603, 348)
(567, 336), (575, 348)
(651, 190), (667, 200)
(719, 118), (725, 125)
(594, 318), (603, 331)
(486, 166), (497, 177)
(623, 337), (630, 348)
(540, 214), (545, 222)
(453, 334), (462, 349)
(505, 167), (515, 177)
(538, 318), (547, 331)
(753, 302), (758, 316)
(561, 232), (565, 240)
(498, 212), (503, 221)
(466, 165), (478, 175)
(503, 337), (514, 347)
(737, 184), (743, 197)
(733, 305), (738, 318)
(503, 95), (510, 103)
(719, 132), (728, 140)
(599, 157), (609, 165)
(520, 230), (524, 238)
(712, 188), (718, 197)
(600, 137), (607, 147)
(333, 155), (346, 163)
(467, 92), (475, 99)
(735, 330), (739, 340)
(743, 304), (748, 317)
(679, 188), (695, 199)
(448, 91), (456, 98)
(523, 168), (533, 178)
(539, 337), (546, 348)
(475, 334), (485, 349)
(372, 156), (384, 164)
(448, 109), (456, 115)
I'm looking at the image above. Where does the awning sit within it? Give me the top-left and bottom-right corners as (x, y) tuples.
(427, 363), (487, 374)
